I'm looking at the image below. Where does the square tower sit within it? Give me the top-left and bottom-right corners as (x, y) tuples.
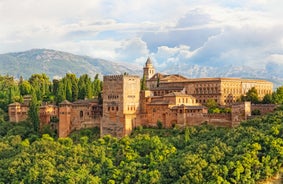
(101, 74), (140, 137)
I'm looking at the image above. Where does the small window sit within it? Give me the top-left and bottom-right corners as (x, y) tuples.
(80, 111), (83, 118)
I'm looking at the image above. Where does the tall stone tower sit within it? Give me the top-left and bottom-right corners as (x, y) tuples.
(101, 74), (140, 137)
(143, 57), (155, 80)
(58, 100), (72, 137)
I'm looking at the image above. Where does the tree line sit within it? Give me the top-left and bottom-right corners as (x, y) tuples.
(0, 73), (102, 110)
(0, 110), (283, 183)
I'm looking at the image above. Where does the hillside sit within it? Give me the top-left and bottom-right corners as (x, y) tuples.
(0, 110), (283, 183)
(0, 49), (141, 79)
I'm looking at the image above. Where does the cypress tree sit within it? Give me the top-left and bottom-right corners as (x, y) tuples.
(56, 81), (66, 104)
(28, 89), (40, 133)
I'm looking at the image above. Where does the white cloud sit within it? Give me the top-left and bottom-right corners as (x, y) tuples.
(0, 0), (283, 79)
(115, 38), (149, 63)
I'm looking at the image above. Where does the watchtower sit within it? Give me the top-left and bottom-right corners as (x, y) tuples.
(101, 74), (140, 137)
(58, 100), (72, 137)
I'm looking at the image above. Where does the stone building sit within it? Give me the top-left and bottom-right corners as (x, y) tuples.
(144, 60), (273, 105)
(101, 74), (140, 137)
(138, 91), (207, 128)
(39, 104), (58, 128)
(8, 102), (29, 122)
(8, 58), (275, 138)
(8, 98), (102, 138)
(58, 99), (101, 137)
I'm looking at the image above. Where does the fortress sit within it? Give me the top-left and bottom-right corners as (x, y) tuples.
(8, 58), (275, 137)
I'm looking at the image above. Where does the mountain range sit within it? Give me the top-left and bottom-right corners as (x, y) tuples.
(0, 49), (141, 80)
(0, 49), (282, 88)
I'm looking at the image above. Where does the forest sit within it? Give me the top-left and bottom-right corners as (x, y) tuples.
(1, 74), (283, 183)
(0, 110), (283, 183)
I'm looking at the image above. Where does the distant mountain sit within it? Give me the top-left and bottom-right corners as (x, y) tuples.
(0, 48), (282, 88)
(0, 49), (141, 79)
(159, 61), (283, 88)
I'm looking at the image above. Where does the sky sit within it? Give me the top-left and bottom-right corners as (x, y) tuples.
(1, 0), (283, 70)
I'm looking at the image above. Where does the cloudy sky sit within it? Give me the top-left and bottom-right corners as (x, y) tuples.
(1, 0), (283, 70)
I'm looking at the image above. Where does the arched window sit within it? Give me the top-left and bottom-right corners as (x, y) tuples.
(80, 111), (83, 118)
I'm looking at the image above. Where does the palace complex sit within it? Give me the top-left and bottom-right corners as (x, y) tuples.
(8, 58), (275, 137)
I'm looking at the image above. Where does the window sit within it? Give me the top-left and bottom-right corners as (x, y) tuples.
(80, 111), (83, 118)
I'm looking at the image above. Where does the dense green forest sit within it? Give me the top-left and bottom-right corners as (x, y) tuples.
(0, 110), (283, 183)
(0, 73), (102, 111)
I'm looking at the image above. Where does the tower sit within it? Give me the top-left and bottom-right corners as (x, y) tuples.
(143, 57), (155, 80)
(101, 75), (140, 137)
(58, 100), (72, 137)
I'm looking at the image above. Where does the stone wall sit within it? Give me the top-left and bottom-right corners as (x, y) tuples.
(251, 104), (277, 115)
(8, 103), (29, 123)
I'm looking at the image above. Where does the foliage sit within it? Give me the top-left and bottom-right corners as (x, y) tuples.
(141, 75), (147, 90)
(0, 75), (21, 111)
(156, 120), (163, 129)
(206, 98), (231, 114)
(28, 89), (40, 134)
(0, 111), (283, 183)
(273, 86), (283, 104)
(241, 87), (259, 104)
(252, 109), (261, 115)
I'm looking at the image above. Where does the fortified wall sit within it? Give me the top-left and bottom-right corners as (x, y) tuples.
(7, 58), (276, 138)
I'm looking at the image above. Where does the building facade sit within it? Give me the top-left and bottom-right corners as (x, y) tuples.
(101, 74), (140, 137)
(145, 61), (273, 106)
(8, 58), (275, 138)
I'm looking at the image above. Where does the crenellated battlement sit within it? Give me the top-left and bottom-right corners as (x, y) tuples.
(103, 75), (124, 81)
(103, 74), (140, 81)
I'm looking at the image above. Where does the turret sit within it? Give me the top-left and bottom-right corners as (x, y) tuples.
(143, 57), (155, 80)
(58, 100), (72, 137)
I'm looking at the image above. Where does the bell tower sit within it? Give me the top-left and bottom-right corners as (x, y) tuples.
(143, 57), (155, 80)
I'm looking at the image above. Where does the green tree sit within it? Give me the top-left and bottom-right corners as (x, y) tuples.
(19, 80), (32, 96)
(262, 93), (273, 104)
(65, 78), (72, 102)
(245, 87), (259, 104)
(205, 99), (220, 113)
(63, 73), (79, 101)
(28, 74), (51, 101)
(141, 75), (147, 90)
(28, 89), (40, 134)
(52, 79), (60, 96)
(92, 74), (102, 97)
(56, 81), (66, 104)
(273, 86), (283, 104)
(78, 74), (92, 99)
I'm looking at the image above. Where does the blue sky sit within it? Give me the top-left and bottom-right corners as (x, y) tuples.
(0, 0), (283, 71)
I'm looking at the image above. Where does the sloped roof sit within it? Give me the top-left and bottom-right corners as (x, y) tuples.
(148, 73), (164, 81)
(164, 92), (191, 97)
(8, 102), (21, 106)
(73, 99), (98, 104)
(59, 100), (72, 105)
(160, 74), (188, 82)
(145, 57), (152, 65)
(148, 73), (188, 82)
